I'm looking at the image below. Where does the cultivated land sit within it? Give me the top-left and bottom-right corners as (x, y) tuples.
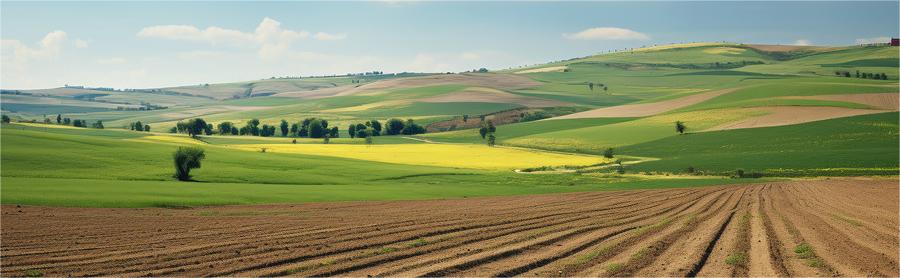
(1, 42), (898, 277)
(1, 179), (896, 277)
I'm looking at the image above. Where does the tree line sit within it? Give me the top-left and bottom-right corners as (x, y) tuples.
(166, 117), (426, 139)
(347, 118), (426, 138)
(834, 70), (889, 80)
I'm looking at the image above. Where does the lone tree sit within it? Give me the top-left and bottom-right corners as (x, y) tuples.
(603, 148), (614, 158)
(1, 115), (9, 123)
(675, 121), (686, 134)
(173, 147), (205, 181)
(56, 114), (62, 124)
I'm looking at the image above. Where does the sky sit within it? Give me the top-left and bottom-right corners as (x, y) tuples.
(1, 1), (898, 89)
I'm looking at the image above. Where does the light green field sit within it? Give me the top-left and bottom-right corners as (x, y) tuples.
(2, 42), (897, 208)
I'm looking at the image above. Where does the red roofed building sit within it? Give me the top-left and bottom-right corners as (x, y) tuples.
(891, 38), (899, 46)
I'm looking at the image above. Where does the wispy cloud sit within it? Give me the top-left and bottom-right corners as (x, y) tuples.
(74, 38), (89, 48)
(313, 32), (346, 41)
(96, 57), (126, 65)
(563, 27), (649, 41)
(855, 37), (890, 44)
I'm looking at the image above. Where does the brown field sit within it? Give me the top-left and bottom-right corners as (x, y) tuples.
(1, 179), (897, 277)
(786, 93), (900, 110)
(551, 88), (739, 119)
(276, 73), (542, 99)
(419, 87), (572, 108)
(706, 106), (892, 131)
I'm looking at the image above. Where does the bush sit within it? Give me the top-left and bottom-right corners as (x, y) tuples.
(1, 115), (9, 123)
(173, 147), (205, 181)
(603, 148), (614, 158)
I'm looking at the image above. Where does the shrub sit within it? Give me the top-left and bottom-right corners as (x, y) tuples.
(603, 148), (614, 158)
(173, 147), (205, 181)
(1, 115), (9, 123)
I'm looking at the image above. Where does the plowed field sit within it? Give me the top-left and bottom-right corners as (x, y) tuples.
(2, 179), (897, 277)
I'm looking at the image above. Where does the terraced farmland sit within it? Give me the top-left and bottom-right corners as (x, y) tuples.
(2, 179), (896, 277)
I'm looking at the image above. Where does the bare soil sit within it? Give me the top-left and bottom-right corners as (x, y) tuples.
(551, 88), (739, 119)
(705, 106), (890, 131)
(418, 87), (571, 108)
(1, 178), (897, 277)
(785, 93), (900, 110)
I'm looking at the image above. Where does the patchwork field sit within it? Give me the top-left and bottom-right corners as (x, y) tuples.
(2, 179), (896, 277)
(1, 40), (898, 277)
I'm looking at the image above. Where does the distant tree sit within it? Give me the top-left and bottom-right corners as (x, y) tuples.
(486, 120), (496, 133)
(205, 123), (213, 135)
(603, 86), (608, 93)
(290, 123), (299, 136)
(348, 124), (357, 138)
(856, 70), (860, 78)
(245, 119), (260, 136)
(400, 119), (426, 135)
(603, 148), (614, 158)
(90, 120), (104, 129)
(329, 126), (339, 138)
(385, 118), (405, 135)
(63, 118), (71, 125)
(2, 115), (10, 123)
(308, 119), (326, 138)
(355, 123), (367, 134)
(882, 73), (889, 80)
(169, 127), (177, 133)
(479, 126), (488, 139)
(56, 114), (62, 124)
(369, 120), (382, 136)
(261, 124), (272, 137)
(480, 115), (486, 121)
(675, 121), (686, 134)
(44, 118), (51, 124)
(834, 71), (841, 76)
(478, 68), (488, 73)
(487, 133), (496, 147)
(356, 128), (369, 138)
(280, 119), (289, 137)
(186, 118), (208, 137)
(173, 147), (205, 181)
(72, 119), (86, 127)
(588, 82), (594, 91)
(463, 115), (469, 122)
(843, 71), (851, 77)
(217, 122), (234, 135)
(230, 126), (238, 135)
(131, 121), (143, 131)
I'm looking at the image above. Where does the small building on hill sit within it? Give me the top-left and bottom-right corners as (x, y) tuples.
(891, 38), (899, 46)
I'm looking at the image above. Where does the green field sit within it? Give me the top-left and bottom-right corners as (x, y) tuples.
(2, 42), (897, 208)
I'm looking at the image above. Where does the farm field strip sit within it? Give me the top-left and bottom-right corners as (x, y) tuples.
(1, 178), (896, 277)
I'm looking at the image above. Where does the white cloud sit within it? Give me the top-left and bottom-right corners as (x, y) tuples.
(313, 32), (346, 41)
(1, 30), (68, 63)
(855, 37), (890, 45)
(96, 57), (127, 64)
(563, 27), (649, 41)
(137, 17), (311, 54)
(74, 38), (89, 48)
(792, 39), (811, 46)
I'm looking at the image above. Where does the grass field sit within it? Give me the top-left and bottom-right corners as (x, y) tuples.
(2, 42), (898, 210)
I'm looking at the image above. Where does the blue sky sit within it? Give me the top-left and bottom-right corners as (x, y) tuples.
(2, 1), (897, 89)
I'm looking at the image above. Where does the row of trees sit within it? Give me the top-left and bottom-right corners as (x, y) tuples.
(834, 70), (889, 80)
(478, 120), (497, 146)
(348, 118), (426, 138)
(129, 121), (150, 132)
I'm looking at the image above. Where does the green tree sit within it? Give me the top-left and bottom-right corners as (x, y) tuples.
(385, 118), (405, 135)
(487, 133), (496, 147)
(479, 126), (488, 139)
(308, 119), (326, 138)
(173, 147), (205, 181)
(56, 114), (62, 124)
(231, 126), (238, 135)
(246, 119), (260, 136)
(1, 115), (9, 123)
(675, 121), (686, 134)
(369, 119), (382, 136)
(603, 148), (614, 158)
(329, 126), (339, 138)
(91, 120), (104, 129)
(187, 118), (208, 137)
(280, 119), (289, 137)
(217, 122), (234, 135)
(145, 124), (151, 132)
(348, 124), (357, 138)
(400, 119), (426, 135)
